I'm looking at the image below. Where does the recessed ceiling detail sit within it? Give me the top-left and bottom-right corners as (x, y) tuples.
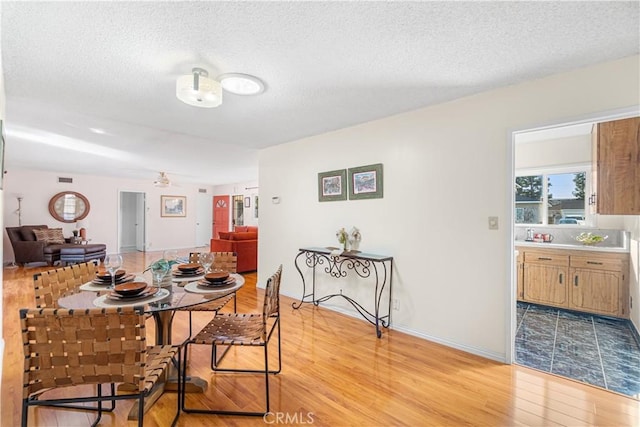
(219, 73), (265, 96)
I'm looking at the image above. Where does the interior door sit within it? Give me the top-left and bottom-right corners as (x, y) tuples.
(119, 191), (145, 253)
(213, 195), (230, 239)
(135, 193), (145, 251)
(196, 192), (213, 246)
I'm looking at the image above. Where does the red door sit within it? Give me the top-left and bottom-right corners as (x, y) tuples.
(213, 195), (230, 238)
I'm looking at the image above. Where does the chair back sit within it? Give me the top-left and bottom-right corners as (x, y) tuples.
(262, 265), (282, 325)
(20, 306), (147, 399)
(33, 261), (98, 308)
(67, 260), (98, 284)
(189, 251), (238, 273)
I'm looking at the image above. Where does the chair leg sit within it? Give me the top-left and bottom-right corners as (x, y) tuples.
(21, 399), (28, 427)
(210, 343), (233, 370)
(264, 342), (270, 413)
(32, 383), (116, 412)
(138, 394), (144, 427)
(171, 347), (182, 427)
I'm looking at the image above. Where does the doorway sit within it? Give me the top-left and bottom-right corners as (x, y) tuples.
(213, 195), (230, 238)
(119, 191), (145, 253)
(511, 108), (640, 398)
(232, 195), (244, 228)
(195, 192), (213, 247)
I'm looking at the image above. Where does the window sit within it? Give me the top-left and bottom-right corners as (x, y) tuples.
(232, 195), (244, 227)
(515, 168), (588, 226)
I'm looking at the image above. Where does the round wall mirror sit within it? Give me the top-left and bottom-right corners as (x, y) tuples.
(48, 191), (90, 223)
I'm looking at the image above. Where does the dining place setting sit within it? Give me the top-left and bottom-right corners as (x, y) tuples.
(74, 254), (170, 307)
(183, 269), (238, 294)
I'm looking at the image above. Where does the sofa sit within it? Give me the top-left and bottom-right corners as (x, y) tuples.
(6, 225), (106, 266)
(210, 226), (257, 273)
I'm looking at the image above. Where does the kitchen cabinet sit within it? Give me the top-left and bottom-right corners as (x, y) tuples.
(569, 255), (627, 317)
(592, 117), (640, 215)
(522, 251), (568, 307)
(516, 246), (629, 318)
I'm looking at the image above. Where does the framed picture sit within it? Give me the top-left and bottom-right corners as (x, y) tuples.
(244, 196), (251, 208)
(318, 169), (347, 202)
(161, 195), (186, 217)
(348, 163), (383, 200)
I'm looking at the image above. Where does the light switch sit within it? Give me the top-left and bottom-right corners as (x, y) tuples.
(488, 216), (499, 230)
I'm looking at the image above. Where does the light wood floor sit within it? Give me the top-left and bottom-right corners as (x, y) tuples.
(3, 249), (640, 426)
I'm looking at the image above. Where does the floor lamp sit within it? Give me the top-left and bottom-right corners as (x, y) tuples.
(5, 196), (23, 269)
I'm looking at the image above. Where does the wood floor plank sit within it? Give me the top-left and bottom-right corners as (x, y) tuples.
(3, 249), (640, 426)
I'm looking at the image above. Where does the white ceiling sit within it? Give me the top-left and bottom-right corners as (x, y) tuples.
(2, 1), (639, 186)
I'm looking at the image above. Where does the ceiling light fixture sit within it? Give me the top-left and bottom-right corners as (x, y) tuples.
(176, 67), (222, 108)
(219, 73), (265, 95)
(154, 172), (171, 188)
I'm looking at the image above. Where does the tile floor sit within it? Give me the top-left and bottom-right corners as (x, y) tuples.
(516, 302), (640, 398)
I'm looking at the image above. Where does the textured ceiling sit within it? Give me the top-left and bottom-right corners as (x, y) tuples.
(2, 1), (639, 185)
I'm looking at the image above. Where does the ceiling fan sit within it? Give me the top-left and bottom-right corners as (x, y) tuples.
(153, 172), (171, 188)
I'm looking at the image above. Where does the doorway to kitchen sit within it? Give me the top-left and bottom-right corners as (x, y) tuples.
(511, 109), (640, 398)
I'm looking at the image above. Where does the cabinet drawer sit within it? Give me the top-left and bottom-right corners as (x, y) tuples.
(570, 256), (623, 271)
(524, 252), (569, 266)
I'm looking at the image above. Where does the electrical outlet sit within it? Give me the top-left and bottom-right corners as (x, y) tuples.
(488, 216), (499, 230)
(392, 299), (400, 311)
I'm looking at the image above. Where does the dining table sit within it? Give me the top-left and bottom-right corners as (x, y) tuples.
(56, 269), (245, 420)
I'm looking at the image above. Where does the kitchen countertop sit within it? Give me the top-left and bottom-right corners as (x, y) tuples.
(515, 240), (629, 253)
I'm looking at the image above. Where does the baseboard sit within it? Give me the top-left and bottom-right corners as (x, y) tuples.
(281, 289), (506, 363)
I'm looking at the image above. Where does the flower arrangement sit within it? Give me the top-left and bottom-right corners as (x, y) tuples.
(336, 227), (348, 250)
(336, 226), (362, 251)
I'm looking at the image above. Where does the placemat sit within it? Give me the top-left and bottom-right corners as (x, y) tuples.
(92, 287), (170, 307)
(184, 279), (241, 294)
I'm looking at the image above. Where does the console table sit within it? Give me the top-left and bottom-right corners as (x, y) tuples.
(293, 246), (393, 338)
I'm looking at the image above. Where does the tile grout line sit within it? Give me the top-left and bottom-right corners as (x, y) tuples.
(515, 303), (528, 336)
(591, 316), (608, 390)
(549, 309), (560, 372)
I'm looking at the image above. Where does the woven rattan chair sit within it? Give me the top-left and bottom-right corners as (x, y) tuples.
(20, 306), (182, 427)
(33, 260), (98, 308)
(181, 265), (282, 417)
(182, 252), (238, 337)
(32, 260), (117, 413)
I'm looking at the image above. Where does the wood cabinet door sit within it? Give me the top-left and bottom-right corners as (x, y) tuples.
(596, 117), (640, 214)
(523, 264), (567, 307)
(569, 268), (621, 316)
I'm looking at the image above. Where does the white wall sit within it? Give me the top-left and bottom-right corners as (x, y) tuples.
(515, 134), (592, 169)
(3, 168), (214, 261)
(624, 216), (640, 332)
(212, 179), (259, 228)
(258, 55), (640, 361)
(0, 0), (6, 400)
